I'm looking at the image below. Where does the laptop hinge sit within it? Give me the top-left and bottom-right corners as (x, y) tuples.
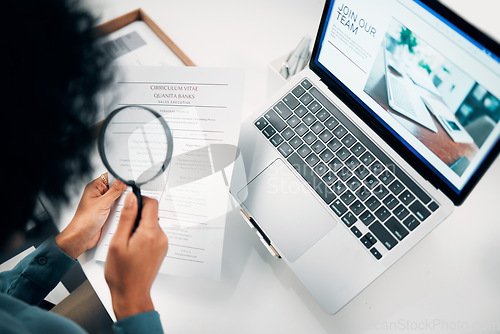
(240, 209), (281, 258)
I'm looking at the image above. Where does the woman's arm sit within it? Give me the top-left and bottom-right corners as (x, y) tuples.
(0, 237), (76, 305)
(105, 193), (168, 333)
(0, 174), (125, 305)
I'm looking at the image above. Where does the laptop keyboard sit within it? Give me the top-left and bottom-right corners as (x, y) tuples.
(254, 78), (440, 260)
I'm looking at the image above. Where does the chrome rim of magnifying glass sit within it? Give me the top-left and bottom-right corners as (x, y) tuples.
(97, 105), (173, 186)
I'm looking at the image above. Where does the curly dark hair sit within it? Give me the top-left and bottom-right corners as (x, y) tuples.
(1, 0), (113, 246)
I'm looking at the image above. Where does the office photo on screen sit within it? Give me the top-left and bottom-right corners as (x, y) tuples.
(363, 18), (500, 176)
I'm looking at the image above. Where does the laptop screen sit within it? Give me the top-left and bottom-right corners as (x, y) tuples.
(312, 0), (500, 202)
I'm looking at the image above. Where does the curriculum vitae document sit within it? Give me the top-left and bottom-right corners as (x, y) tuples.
(95, 66), (244, 280)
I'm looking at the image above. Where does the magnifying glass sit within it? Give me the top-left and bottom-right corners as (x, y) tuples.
(98, 105), (173, 230)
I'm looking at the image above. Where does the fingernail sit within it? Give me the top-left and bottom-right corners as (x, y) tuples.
(124, 193), (136, 208)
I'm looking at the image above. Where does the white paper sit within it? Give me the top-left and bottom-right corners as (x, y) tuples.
(95, 66), (244, 280)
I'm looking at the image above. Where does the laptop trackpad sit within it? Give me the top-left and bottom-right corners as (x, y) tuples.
(237, 159), (336, 262)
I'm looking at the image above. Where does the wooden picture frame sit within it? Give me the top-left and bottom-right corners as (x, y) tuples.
(94, 8), (195, 66)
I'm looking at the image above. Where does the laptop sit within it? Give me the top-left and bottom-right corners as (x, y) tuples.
(230, 0), (500, 314)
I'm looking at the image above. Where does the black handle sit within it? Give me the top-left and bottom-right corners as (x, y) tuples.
(131, 183), (142, 232)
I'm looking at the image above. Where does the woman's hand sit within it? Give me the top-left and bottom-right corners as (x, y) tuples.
(55, 173), (126, 259)
(104, 193), (168, 320)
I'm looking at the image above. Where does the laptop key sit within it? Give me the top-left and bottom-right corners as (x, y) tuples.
(332, 181), (347, 196)
(350, 143), (366, 156)
(287, 115), (300, 128)
(316, 186), (336, 204)
(304, 132), (317, 145)
(278, 142), (293, 158)
(402, 215), (420, 231)
(369, 221), (398, 250)
(299, 93), (313, 106)
(305, 153), (320, 167)
(373, 184), (389, 199)
(399, 190), (416, 206)
(365, 195), (381, 211)
(316, 109), (330, 122)
(281, 127), (295, 141)
(297, 144), (312, 158)
(322, 171), (337, 185)
(333, 125), (347, 138)
(314, 162), (328, 176)
(338, 167), (352, 181)
(327, 138), (342, 152)
(360, 151), (375, 165)
(383, 194), (399, 210)
(340, 190), (356, 206)
(360, 236), (372, 248)
(265, 110), (286, 131)
(262, 125), (276, 139)
(345, 156), (360, 170)
(409, 201), (431, 221)
(360, 210), (375, 226)
(311, 140), (326, 154)
(350, 200), (366, 216)
(325, 117), (339, 130)
(336, 147), (351, 161)
(388, 180), (404, 195)
(341, 133), (356, 148)
(329, 158), (343, 172)
(289, 136), (303, 149)
(346, 176), (362, 191)
(292, 85), (305, 98)
(384, 217), (409, 241)
(330, 199), (347, 216)
(364, 174), (379, 189)
(308, 101), (322, 113)
(282, 93), (300, 111)
(354, 165), (370, 179)
(356, 186), (370, 201)
(374, 206), (391, 222)
(301, 79), (312, 89)
(393, 204), (410, 221)
(294, 105), (308, 118)
(320, 149), (334, 163)
(287, 152), (309, 173)
(342, 212), (357, 227)
(366, 233), (377, 245)
(428, 201), (439, 212)
(370, 161), (384, 175)
(379, 170), (395, 185)
(311, 121), (325, 134)
(351, 225), (362, 238)
(319, 129), (334, 143)
(303, 113), (316, 126)
(274, 101), (293, 119)
(270, 134), (283, 147)
(370, 247), (382, 260)
(255, 117), (268, 130)
(294, 123), (308, 137)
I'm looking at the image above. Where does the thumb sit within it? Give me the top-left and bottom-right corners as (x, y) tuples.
(112, 193), (138, 243)
(101, 179), (127, 208)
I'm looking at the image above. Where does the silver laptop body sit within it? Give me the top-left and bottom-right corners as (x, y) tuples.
(230, 0), (500, 314)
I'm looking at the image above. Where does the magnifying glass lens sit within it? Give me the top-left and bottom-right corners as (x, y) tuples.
(100, 106), (172, 186)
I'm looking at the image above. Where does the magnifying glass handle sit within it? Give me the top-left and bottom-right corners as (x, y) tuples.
(131, 183), (142, 232)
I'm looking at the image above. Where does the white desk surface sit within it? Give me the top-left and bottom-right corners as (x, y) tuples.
(58, 0), (500, 333)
